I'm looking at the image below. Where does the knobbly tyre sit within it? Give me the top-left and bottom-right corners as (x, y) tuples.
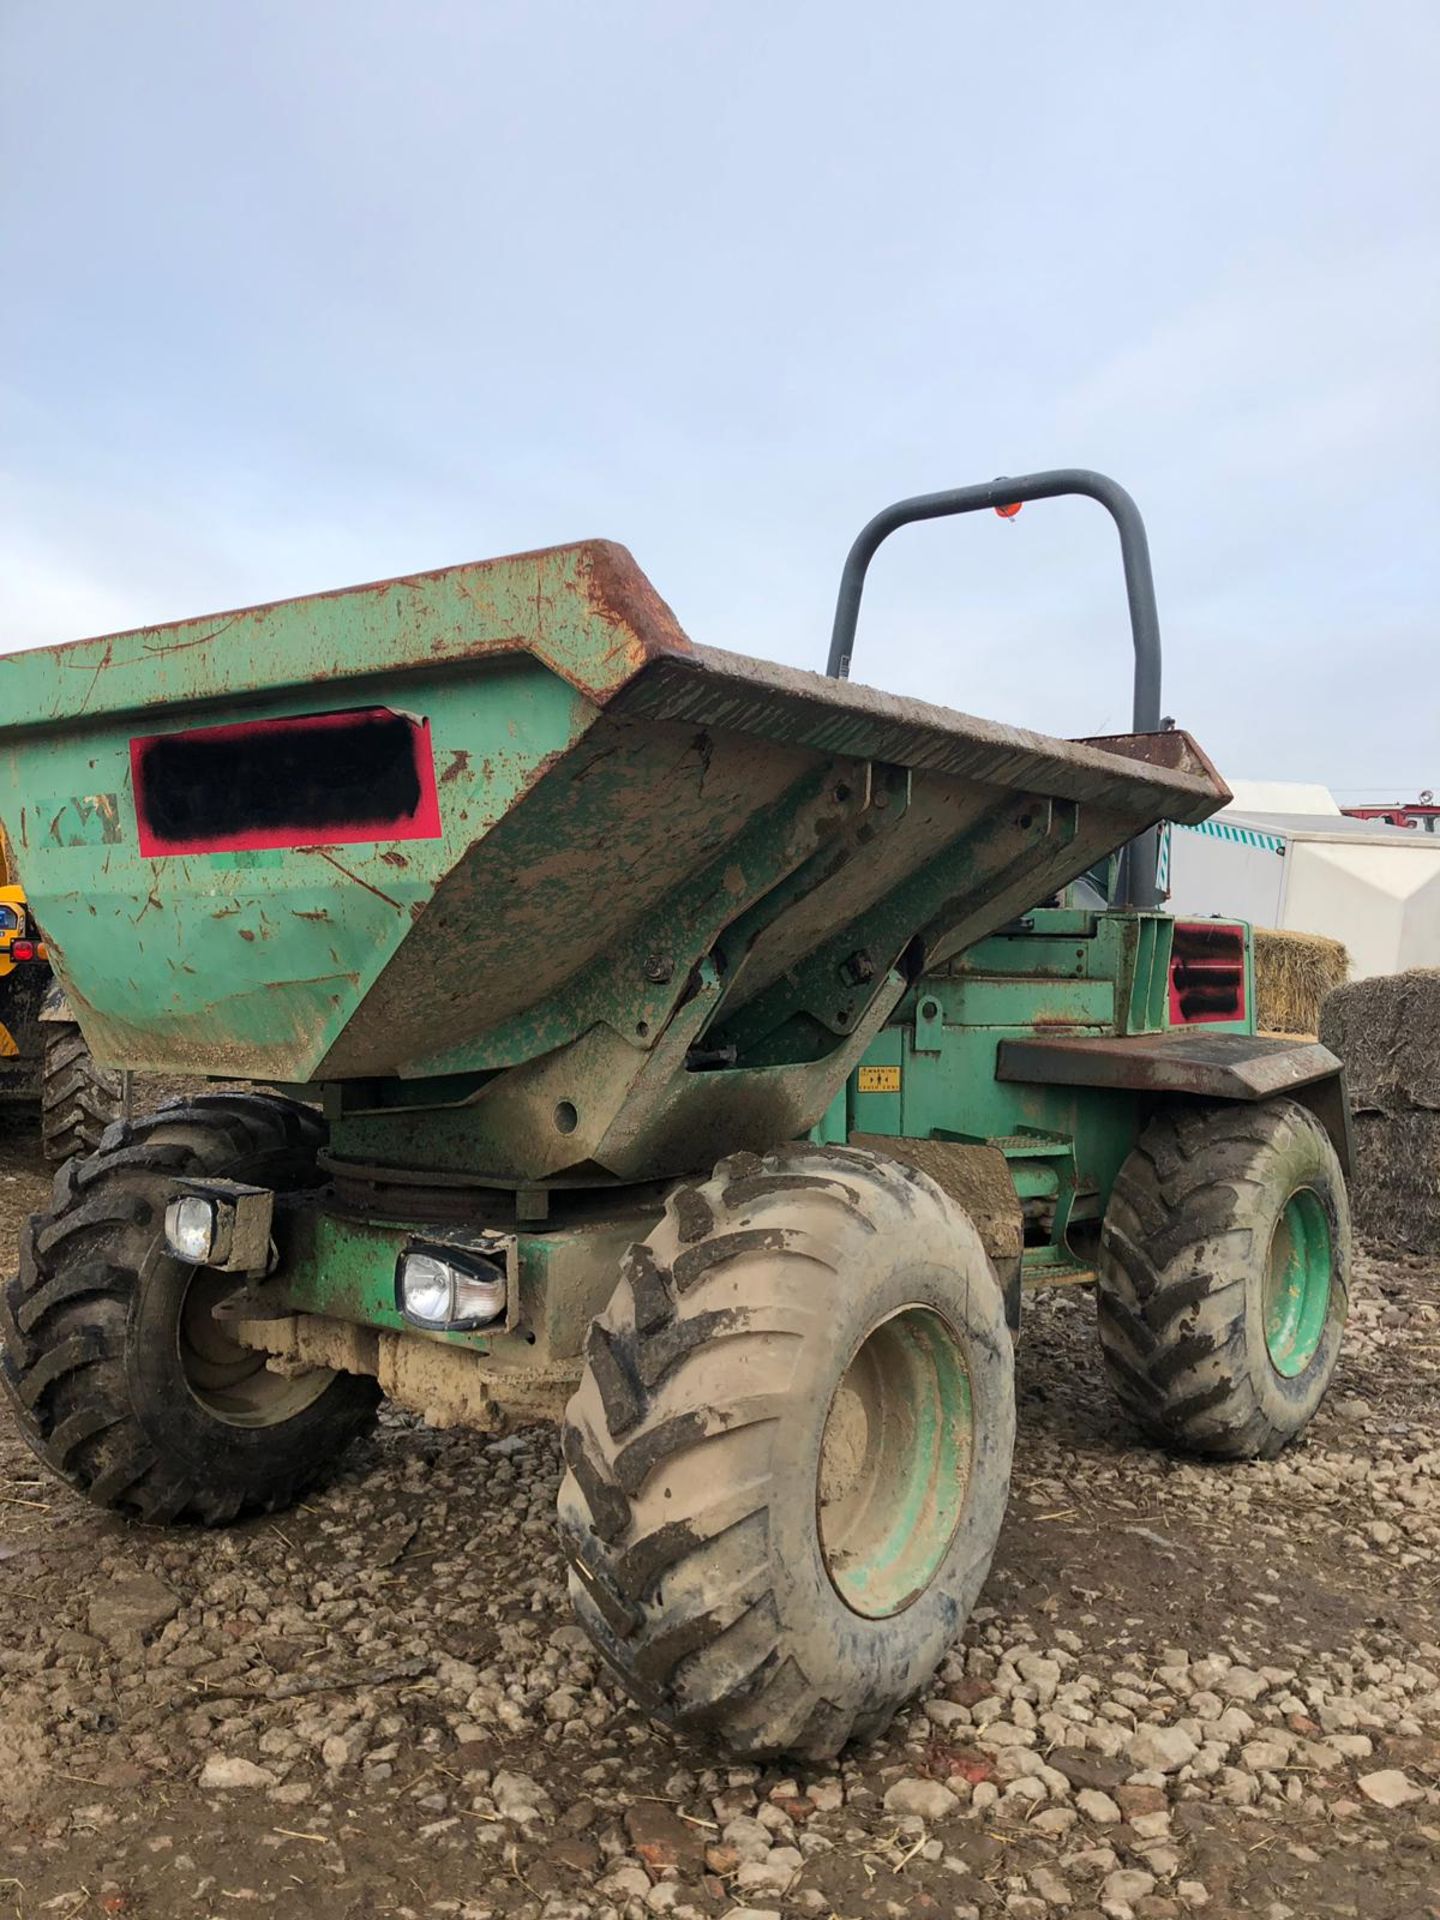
(0, 470), (1351, 1758)
(0, 822), (129, 1160)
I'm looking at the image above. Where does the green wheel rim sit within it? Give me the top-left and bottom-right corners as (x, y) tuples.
(177, 1269), (334, 1427)
(1263, 1189), (1333, 1378)
(816, 1305), (972, 1618)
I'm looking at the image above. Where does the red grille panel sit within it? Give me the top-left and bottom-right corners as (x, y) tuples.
(1169, 920), (1246, 1026)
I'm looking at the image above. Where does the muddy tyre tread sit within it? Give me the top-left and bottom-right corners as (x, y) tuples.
(40, 1022), (129, 1165)
(559, 1143), (1013, 1759)
(1, 1093), (378, 1524)
(1097, 1098), (1349, 1462)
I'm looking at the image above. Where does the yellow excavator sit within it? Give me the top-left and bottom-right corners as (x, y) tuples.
(0, 824), (128, 1158)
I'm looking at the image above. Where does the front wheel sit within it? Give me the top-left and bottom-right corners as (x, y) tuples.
(1097, 1097), (1350, 1460)
(558, 1142), (1015, 1759)
(1, 1093), (380, 1523)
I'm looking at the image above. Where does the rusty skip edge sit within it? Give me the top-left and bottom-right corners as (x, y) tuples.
(0, 541), (697, 733)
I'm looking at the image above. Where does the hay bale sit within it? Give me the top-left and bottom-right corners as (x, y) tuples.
(1320, 969), (1440, 1252)
(1348, 1110), (1440, 1254)
(1252, 927), (1349, 1037)
(1320, 968), (1440, 1110)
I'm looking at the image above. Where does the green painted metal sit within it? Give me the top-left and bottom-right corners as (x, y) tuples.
(935, 975), (1115, 1029)
(0, 546), (1228, 1187)
(848, 976), (1146, 1222)
(290, 1210), (448, 1344)
(1263, 1189), (1333, 1377)
(273, 1204), (663, 1369)
(818, 1306), (972, 1618)
(1119, 913), (1172, 1032)
(950, 911), (1183, 1036)
(713, 791), (1078, 1062)
(842, 905), (1260, 1271)
(1, 658), (595, 1081)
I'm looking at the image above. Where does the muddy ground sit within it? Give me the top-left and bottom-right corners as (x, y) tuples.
(0, 1107), (1436, 1920)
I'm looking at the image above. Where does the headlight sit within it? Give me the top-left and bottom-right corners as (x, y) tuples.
(165, 1194), (219, 1264)
(162, 1180), (275, 1272)
(397, 1246), (507, 1331)
(399, 1251), (454, 1323)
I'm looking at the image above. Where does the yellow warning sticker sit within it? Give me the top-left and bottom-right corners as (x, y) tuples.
(857, 1064), (901, 1093)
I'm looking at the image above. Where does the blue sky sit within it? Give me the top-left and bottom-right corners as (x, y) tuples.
(3, 0), (1436, 795)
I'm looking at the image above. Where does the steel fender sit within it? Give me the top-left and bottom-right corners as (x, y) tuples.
(997, 1030), (1351, 1176)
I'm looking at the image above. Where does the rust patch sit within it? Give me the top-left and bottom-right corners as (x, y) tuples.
(1078, 727), (1232, 805)
(578, 540), (694, 698)
(441, 749), (472, 786)
(310, 848), (406, 913)
(72, 638), (115, 717)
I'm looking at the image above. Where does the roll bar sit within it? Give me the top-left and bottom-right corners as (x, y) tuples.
(825, 468), (1164, 908)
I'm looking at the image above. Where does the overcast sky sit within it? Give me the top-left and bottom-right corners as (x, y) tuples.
(3, 1), (1436, 796)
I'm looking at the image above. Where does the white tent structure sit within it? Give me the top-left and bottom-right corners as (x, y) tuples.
(1221, 779), (1342, 818)
(1163, 806), (1440, 979)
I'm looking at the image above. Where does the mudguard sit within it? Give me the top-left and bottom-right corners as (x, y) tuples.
(997, 1030), (1351, 1175)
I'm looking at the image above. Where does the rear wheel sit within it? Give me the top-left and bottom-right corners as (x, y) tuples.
(41, 1021), (129, 1164)
(558, 1142), (1014, 1758)
(1, 1093), (379, 1523)
(1097, 1097), (1350, 1460)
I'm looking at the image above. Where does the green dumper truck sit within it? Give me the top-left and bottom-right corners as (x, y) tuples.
(0, 471), (1350, 1757)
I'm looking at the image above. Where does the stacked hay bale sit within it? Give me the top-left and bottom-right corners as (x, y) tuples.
(1253, 926), (1349, 1036)
(1320, 969), (1440, 1253)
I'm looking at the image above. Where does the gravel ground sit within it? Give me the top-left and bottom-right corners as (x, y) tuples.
(1, 1110), (1437, 1920)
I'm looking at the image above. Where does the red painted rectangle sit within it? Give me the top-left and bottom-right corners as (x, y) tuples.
(131, 706), (442, 856)
(1169, 920), (1247, 1027)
